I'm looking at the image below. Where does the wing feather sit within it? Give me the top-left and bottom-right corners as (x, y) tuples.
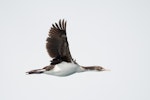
(46, 19), (73, 63)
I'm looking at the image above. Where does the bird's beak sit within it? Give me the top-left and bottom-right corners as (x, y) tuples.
(101, 68), (111, 71)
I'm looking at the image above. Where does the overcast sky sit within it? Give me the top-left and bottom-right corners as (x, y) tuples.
(0, 0), (150, 100)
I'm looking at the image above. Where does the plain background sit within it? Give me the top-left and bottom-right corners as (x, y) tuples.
(0, 0), (150, 100)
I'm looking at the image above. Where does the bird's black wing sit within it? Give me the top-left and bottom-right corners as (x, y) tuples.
(46, 20), (73, 64)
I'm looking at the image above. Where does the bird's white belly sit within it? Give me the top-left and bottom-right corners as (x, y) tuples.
(44, 62), (80, 76)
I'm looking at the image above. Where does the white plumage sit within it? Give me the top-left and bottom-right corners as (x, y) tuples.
(44, 62), (84, 76)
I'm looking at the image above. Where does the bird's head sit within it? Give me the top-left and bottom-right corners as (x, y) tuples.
(95, 66), (110, 71)
(81, 66), (110, 71)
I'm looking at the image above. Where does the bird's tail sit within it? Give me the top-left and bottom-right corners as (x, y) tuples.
(26, 69), (45, 74)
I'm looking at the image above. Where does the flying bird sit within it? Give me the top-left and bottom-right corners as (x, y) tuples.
(26, 19), (108, 77)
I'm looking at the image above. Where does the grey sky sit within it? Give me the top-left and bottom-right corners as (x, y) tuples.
(0, 0), (150, 100)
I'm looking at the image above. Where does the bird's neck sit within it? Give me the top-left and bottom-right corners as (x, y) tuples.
(79, 66), (104, 72)
(76, 66), (99, 73)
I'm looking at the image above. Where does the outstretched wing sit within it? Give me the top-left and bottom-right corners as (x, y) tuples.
(46, 19), (73, 63)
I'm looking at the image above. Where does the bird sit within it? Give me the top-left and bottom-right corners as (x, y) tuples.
(26, 19), (108, 77)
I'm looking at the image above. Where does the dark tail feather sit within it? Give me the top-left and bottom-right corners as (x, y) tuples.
(26, 69), (45, 74)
